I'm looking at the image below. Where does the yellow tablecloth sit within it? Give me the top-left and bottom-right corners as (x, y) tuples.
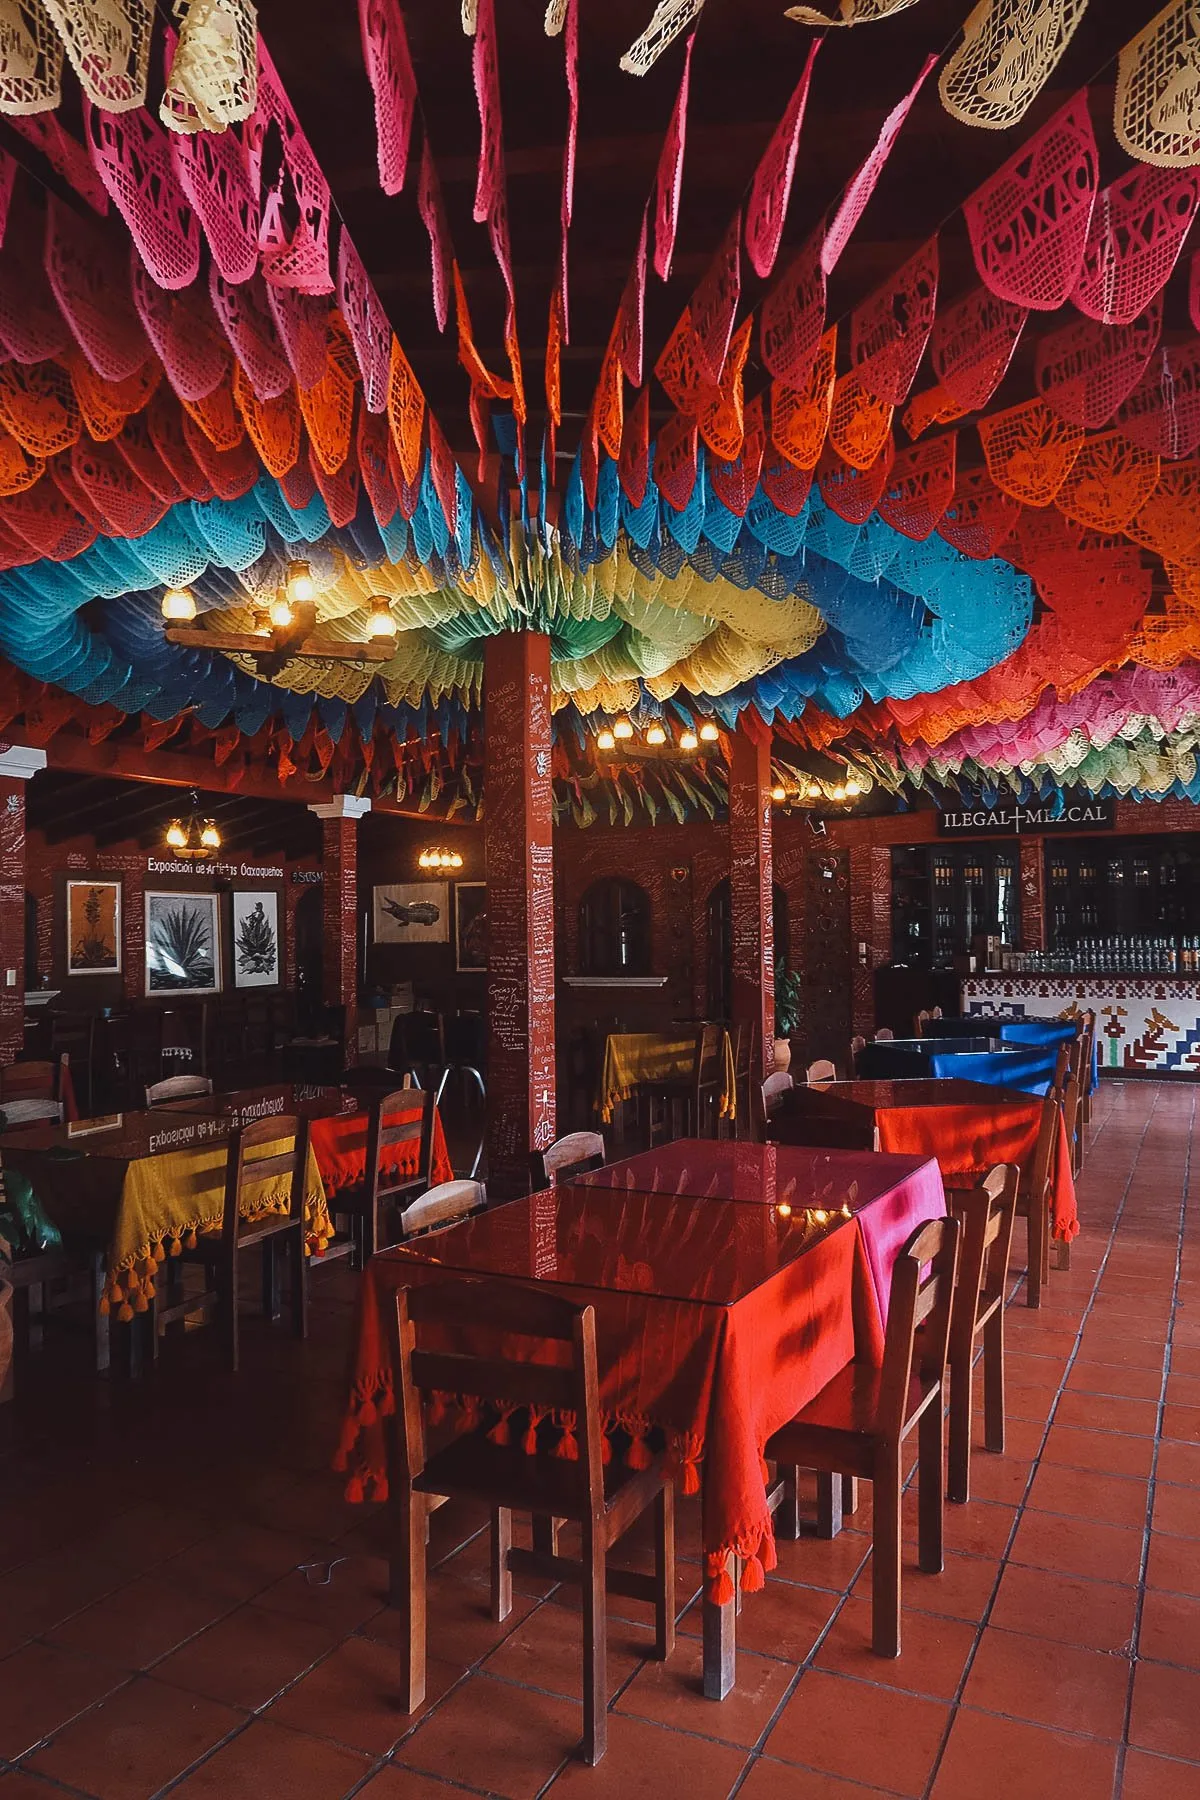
(103, 1139), (332, 1319)
(599, 1031), (737, 1124)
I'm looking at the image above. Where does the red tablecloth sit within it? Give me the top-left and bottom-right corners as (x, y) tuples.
(876, 1100), (1078, 1242)
(310, 1096), (452, 1196)
(335, 1151), (947, 1602)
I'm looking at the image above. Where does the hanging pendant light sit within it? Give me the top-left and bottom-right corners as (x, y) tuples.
(286, 559), (316, 602)
(365, 596), (397, 639)
(161, 586), (196, 622)
(164, 791), (221, 859)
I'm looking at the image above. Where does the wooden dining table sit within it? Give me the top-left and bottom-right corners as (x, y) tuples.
(337, 1140), (947, 1699)
(0, 1081), (453, 1330)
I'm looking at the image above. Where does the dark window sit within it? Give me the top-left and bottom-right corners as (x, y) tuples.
(578, 879), (651, 976)
(706, 878), (790, 1020)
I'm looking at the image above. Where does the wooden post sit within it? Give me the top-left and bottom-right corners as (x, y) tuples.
(849, 845), (892, 1037)
(484, 633), (556, 1200)
(0, 748), (45, 1065)
(728, 724), (774, 1077)
(1019, 837), (1046, 952)
(308, 795), (371, 1065)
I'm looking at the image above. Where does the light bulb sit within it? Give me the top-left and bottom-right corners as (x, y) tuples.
(418, 851), (432, 869)
(771, 784), (787, 802)
(166, 821), (186, 849)
(365, 597), (396, 639)
(646, 724), (666, 746)
(679, 730), (699, 751)
(807, 781), (822, 800)
(269, 594), (294, 630)
(161, 587), (196, 622)
(597, 729), (615, 751)
(832, 784), (847, 802)
(450, 851), (463, 869)
(845, 775), (862, 796)
(200, 821), (221, 849)
(776, 1201), (792, 1220)
(613, 717), (634, 740)
(699, 721), (719, 742)
(286, 560), (316, 603)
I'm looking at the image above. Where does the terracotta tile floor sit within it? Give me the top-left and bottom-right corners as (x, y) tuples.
(2, 1077), (1197, 1799)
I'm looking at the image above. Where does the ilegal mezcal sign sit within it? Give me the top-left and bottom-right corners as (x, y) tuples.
(937, 792), (1116, 837)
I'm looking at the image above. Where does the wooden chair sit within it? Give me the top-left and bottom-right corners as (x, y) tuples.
(767, 1215), (960, 1657)
(400, 1178), (485, 1238)
(0, 1098), (63, 1128)
(944, 1165), (1020, 1505)
(329, 1086), (437, 1265)
(1065, 1032), (1087, 1176)
(731, 1020), (756, 1139)
(532, 1131), (606, 1187)
(1079, 1010), (1096, 1128)
(145, 1075), (215, 1107)
(756, 1070), (794, 1138)
(849, 1034), (866, 1061)
(383, 1278), (675, 1764)
(1015, 1094), (1060, 1309)
(1, 1060), (61, 1103)
(648, 1024), (722, 1145)
(158, 1115), (310, 1371)
(806, 1058), (838, 1086)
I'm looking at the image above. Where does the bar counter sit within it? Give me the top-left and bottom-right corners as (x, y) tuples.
(961, 973), (1200, 1078)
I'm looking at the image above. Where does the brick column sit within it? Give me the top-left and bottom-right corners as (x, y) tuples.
(308, 795), (371, 1065)
(728, 725), (774, 1077)
(484, 632), (556, 1199)
(0, 747), (45, 1065)
(849, 845), (892, 1037)
(1019, 836), (1046, 952)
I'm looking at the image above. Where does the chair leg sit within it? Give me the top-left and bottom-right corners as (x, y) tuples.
(947, 1341), (973, 1506)
(871, 1452), (903, 1658)
(841, 1476), (860, 1516)
(391, 1486), (427, 1713)
(653, 1483), (675, 1661)
(261, 1241), (280, 1321)
(816, 1471), (844, 1539)
(532, 1515), (561, 1556)
(775, 1465), (802, 1541)
(491, 1507), (512, 1622)
(1025, 1203), (1044, 1309)
(224, 1250), (240, 1373)
(982, 1309), (1005, 1455)
(918, 1400), (945, 1576)
(291, 1226), (308, 1341)
(91, 1252), (110, 1374)
(581, 1524), (608, 1766)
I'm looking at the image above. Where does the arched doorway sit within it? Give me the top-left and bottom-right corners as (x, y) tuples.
(705, 878), (790, 1021)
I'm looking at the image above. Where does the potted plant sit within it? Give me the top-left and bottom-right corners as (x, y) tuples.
(773, 966), (803, 1072)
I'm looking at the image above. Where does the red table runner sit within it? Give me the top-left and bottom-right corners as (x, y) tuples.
(309, 1097), (452, 1196)
(876, 1100), (1078, 1241)
(335, 1149), (946, 1602)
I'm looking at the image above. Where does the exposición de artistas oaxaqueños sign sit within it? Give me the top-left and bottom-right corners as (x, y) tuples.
(937, 793), (1116, 837)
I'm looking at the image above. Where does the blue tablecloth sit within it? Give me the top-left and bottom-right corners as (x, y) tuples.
(929, 1046), (1060, 1096)
(998, 1020), (1099, 1092)
(856, 1038), (996, 1081)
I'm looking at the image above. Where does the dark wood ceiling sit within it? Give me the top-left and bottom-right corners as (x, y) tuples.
(27, 770), (322, 857)
(258, 0), (1168, 466)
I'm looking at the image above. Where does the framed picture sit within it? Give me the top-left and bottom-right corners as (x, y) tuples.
(232, 891), (280, 988)
(66, 879), (121, 976)
(372, 882), (449, 945)
(455, 883), (487, 972)
(144, 892), (221, 997)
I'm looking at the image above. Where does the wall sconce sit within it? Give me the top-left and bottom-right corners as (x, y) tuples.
(418, 847), (464, 871)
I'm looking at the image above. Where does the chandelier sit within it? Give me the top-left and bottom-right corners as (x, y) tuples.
(164, 792), (222, 859)
(418, 846), (464, 871)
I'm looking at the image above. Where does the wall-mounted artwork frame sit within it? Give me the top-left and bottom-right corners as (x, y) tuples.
(232, 891), (280, 988)
(372, 882), (450, 945)
(144, 891), (221, 997)
(454, 883), (487, 972)
(66, 879), (121, 976)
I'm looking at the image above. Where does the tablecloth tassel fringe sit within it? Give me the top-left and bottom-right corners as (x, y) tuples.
(600, 1430), (613, 1464)
(522, 1407), (545, 1454)
(358, 1398), (378, 1427)
(153, 1241), (166, 1264)
(169, 1234), (183, 1257)
(460, 1395), (482, 1432)
(427, 1389), (448, 1425)
(626, 1429), (653, 1470)
(741, 1553), (765, 1593)
(118, 1302), (134, 1322)
(345, 1473), (366, 1502)
(488, 1406), (516, 1446)
(679, 1455), (701, 1496)
(760, 1532), (778, 1573)
(184, 1229), (198, 1250)
(706, 1556), (735, 1606)
(554, 1412), (579, 1461)
(97, 1294), (110, 1316)
(371, 1473), (389, 1502)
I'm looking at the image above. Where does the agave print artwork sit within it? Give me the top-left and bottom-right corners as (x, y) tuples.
(145, 892), (221, 996)
(233, 891), (280, 988)
(67, 880), (121, 975)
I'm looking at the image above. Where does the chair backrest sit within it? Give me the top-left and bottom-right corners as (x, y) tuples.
(913, 1010), (932, 1037)
(443, 1010), (486, 1068)
(945, 1164), (1020, 1327)
(878, 1215), (960, 1437)
(874, 1027), (894, 1041)
(732, 1020), (755, 1082)
(400, 1179), (486, 1238)
(388, 1010), (444, 1071)
(386, 1279), (604, 1511)
(850, 1035), (866, 1058)
(145, 1074), (214, 1107)
(0, 1061), (58, 1102)
(806, 1058), (838, 1086)
(366, 1086), (436, 1206)
(0, 1098), (63, 1129)
(1021, 1093), (1060, 1218)
(761, 1071), (794, 1117)
(222, 1114), (308, 1239)
(535, 1131), (606, 1187)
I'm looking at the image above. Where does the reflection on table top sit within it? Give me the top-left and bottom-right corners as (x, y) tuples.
(785, 1078), (1038, 1113)
(0, 1083), (359, 1162)
(386, 1145), (934, 1305)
